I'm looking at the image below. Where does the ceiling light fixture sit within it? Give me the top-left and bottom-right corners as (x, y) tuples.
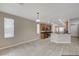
(36, 9), (40, 23)
(18, 3), (24, 6)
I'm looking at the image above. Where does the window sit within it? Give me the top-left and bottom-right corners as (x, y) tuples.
(55, 26), (59, 33)
(55, 26), (64, 33)
(59, 27), (64, 33)
(4, 17), (14, 38)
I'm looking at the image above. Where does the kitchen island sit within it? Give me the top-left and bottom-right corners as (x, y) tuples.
(51, 33), (71, 43)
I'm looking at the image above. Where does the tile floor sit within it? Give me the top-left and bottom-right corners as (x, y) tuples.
(0, 37), (79, 56)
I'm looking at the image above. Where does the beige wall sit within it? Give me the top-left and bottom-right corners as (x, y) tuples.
(0, 12), (37, 49)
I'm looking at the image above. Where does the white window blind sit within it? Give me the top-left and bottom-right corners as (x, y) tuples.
(4, 17), (14, 38)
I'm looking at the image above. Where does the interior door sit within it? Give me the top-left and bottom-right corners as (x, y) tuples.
(71, 24), (79, 37)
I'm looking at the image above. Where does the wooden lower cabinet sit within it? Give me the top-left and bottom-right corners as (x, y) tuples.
(41, 33), (45, 39)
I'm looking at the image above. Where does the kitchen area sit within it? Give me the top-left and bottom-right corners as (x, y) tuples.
(40, 20), (71, 43)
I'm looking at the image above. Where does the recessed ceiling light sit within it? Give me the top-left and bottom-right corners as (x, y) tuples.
(18, 3), (24, 6)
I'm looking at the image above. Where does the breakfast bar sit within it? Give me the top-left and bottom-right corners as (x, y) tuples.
(50, 20), (71, 43)
(51, 33), (71, 43)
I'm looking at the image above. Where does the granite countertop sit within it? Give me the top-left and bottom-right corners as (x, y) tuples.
(51, 33), (71, 34)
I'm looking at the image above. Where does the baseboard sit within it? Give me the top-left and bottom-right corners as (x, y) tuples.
(0, 39), (38, 50)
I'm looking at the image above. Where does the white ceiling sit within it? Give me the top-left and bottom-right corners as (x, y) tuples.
(0, 3), (79, 24)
